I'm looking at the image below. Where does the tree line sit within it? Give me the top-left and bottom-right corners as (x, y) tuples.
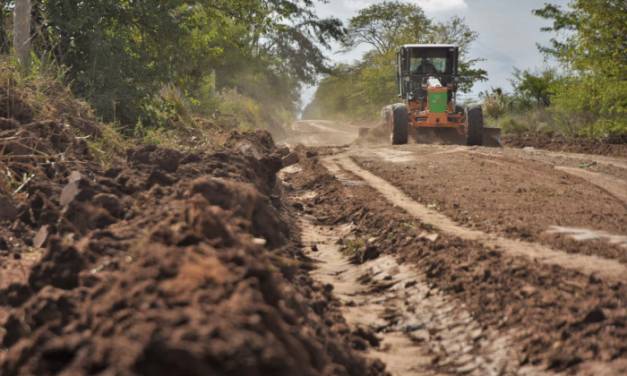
(305, 0), (626, 139)
(481, 0), (626, 139)
(0, 0), (344, 132)
(1, 0), (624, 139)
(303, 1), (487, 120)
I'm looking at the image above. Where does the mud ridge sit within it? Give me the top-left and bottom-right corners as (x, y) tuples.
(0, 120), (384, 375)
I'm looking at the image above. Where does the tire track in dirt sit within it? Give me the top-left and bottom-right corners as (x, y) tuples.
(554, 166), (627, 205)
(464, 148), (627, 204)
(468, 147), (627, 171)
(324, 155), (627, 282)
(299, 208), (536, 376)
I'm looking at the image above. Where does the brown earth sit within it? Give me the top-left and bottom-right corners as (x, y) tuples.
(283, 149), (627, 374)
(352, 146), (627, 264)
(0, 118), (385, 375)
(2, 107), (627, 376)
(502, 134), (627, 158)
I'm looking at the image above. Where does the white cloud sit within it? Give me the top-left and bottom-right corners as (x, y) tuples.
(415, 0), (468, 13)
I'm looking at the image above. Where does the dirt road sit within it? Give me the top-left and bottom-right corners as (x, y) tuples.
(282, 121), (627, 375)
(1, 116), (625, 375)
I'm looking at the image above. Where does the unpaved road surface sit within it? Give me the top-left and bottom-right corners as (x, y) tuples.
(1, 115), (625, 375)
(281, 121), (627, 375)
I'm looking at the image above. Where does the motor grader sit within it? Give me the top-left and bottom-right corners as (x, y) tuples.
(382, 44), (500, 145)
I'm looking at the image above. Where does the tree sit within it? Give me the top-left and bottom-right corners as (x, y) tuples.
(307, 1), (490, 120)
(344, 0), (430, 55)
(343, 2), (486, 93)
(534, 0), (626, 77)
(534, 0), (626, 136)
(29, 0), (344, 126)
(0, 3), (11, 53)
(13, 0), (31, 69)
(511, 68), (558, 107)
(425, 16), (487, 92)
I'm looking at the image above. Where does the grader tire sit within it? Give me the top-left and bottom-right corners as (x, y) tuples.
(466, 106), (484, 146)
(392, 105), (409, 145)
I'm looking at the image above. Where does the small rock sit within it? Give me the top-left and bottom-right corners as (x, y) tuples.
(33, 225), (49, 248)
(252, 237), (267, 246)
(93, 193), (124, 218)
(0, 194), (18, 221)
(361, 245), (380, 262)
(0, 236), (8, 250)
(581, 307), (606, 324)
(60, 171), (88, 207)
(520, 284), (537, 296)
(311, 244), (319, 252)
(60, 181), (80, 206)
(419, 232), (439, 242)
(68, 170), (83, 183)
(281, 152), (299, 168)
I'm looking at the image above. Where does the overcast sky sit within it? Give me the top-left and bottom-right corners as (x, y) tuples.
(302, 0), (570, 107)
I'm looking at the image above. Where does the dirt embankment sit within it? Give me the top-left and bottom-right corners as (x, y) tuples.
(0, 116), (384, 375)
(283, 149), (627, 374)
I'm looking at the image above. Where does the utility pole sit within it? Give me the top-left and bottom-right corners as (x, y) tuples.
(13, 0), (31, 69)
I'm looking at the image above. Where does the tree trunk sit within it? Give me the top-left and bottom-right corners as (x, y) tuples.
(13, 0), (32, 69)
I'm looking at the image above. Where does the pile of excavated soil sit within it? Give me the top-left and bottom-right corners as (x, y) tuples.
(503, 134), (627, 158)
(0, 116), (384, 375)
(284, 150), (627, 373)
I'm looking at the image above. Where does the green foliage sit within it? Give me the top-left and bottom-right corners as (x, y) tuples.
(306, 1), (486, 121)
(511, 68), (558, 107)
(480, 88), (510, 120)
(549, 75), (627, 137)
(493, 109), (554, 136)
(216, 89), (265, 131)
(0, 56), (130, 166)
(424, 16), (487, 92)
(533, 0), (627, 137)
(20, 0), (343, 129)
(344, 1), (431, 54)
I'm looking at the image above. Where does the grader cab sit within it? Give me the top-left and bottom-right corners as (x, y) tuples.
(383, 44), (500, 146)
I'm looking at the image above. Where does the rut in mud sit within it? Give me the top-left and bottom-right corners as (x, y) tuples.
(298, 214), (526, 376)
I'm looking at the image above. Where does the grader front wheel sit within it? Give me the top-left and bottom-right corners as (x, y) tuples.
(392, 105), (409, 145)
(465, 106), (484, 146)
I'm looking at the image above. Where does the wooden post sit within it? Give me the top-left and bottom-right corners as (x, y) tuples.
(13, 0), (32, 69)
